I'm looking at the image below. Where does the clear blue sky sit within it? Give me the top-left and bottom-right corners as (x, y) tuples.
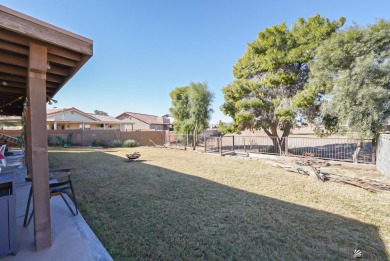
(2, 0), (390, 124)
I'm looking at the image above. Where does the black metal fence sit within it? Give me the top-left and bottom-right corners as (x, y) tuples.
(204, 135), (374, 164)
(165, 133), (194, 150)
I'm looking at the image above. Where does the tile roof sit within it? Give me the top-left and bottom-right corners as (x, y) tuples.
(88, 114), (121, 122)
(118, 112), (171, 125)
(47, 107), (100, 121)
(46, 107), (71, 115)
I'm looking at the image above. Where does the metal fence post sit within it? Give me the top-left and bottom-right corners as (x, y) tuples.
(243, 137), (246, 153)
(219, 137), (222, 155)
(232, 135), (235, 152)
(204, 131), (206, 153)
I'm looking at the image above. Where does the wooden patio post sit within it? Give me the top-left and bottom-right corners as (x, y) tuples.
(27, 43), (51, 250)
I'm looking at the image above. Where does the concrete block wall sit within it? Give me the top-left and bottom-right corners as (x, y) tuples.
(377, 134), (390, 177)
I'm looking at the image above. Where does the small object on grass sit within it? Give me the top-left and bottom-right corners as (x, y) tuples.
(126, 152), (141, 161)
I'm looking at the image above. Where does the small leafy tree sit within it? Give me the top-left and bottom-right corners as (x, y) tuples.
(221, 15), (344, 152)
(65, 133), (73, 147)
(217, 121), (235, 135)
(170, 82), (214, 149)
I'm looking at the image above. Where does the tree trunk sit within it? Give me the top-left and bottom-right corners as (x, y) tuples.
(263, 125), (281, 154)
(280, 122), (291, 155)
(371, 136), (377, 164)
(192, 127), (199, 150)
(263, 121), (292, 155)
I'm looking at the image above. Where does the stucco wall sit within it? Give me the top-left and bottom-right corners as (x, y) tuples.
(117, 115), (150, 130)
(377, 134), (390, 177)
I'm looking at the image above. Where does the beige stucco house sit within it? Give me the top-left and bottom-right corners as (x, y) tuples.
(116, 112), (172, 131)
(46, 107), (128, 130)
(0, 107), (135, 131)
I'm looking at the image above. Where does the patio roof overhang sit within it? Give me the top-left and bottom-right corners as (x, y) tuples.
(0, 5), (93, 251)
(0, 5), (93, 115)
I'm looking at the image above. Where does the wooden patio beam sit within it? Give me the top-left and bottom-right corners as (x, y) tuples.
(0, 63), (27, 76)
(0, 51), (27, 67)
(46, 73), (63, 83)
(0, 39), (29, 55)
(48, 53), (78, 67)
(47, 65), (69, 77)
(0, 6), (92, 55)
(5, 81), (25, 88)
(0, 74), (26, 83)
(0, 85), (25, 94)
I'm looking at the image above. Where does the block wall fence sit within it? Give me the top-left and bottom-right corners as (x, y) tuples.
(0, 129), (166, 146)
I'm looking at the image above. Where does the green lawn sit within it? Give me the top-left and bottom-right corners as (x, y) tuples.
(49, 147), (390, 260)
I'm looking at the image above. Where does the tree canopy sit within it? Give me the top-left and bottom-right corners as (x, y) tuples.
(221, 15), (345, 142)
(94, 110), (108, 116)
(169, 82), (214, 135)
(299, 20), (390, 139)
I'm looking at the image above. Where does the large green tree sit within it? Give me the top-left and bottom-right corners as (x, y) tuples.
(221, 15), (344, 151)
(170, 82), (214, 147)
(298, 20), (390, 142)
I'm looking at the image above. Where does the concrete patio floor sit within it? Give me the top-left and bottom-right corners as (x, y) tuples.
(1, 151), (112, 261)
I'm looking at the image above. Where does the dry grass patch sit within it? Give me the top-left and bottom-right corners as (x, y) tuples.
(49, 147), (390, 260)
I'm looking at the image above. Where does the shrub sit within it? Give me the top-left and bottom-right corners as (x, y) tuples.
(55, 136), (64, 146)
(16, 135), (24, 148)
(110, 139), (123, 147)
(92, 139), (105, 147)
(122, 139), (139, 147)
(47, 135), (53, 146)
(65, 133), (73, 147)
(175, 135), (186, 146)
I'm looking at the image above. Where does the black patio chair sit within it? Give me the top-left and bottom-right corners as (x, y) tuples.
(23, 168), (78, 227)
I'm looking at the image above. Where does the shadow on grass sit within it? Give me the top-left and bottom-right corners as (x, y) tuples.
(49, 151), (387, 260)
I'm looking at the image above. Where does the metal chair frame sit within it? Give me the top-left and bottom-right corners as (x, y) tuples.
(23, 168), (78, 227)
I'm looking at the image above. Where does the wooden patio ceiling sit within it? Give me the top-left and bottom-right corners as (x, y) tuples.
(0, 5), (93, 116)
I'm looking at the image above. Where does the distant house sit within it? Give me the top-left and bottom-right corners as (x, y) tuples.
(47, 107), (133, 130)
(0, 108), (135, 131)
(0, 116), (22, 130)
(116, 112), (172, 131)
